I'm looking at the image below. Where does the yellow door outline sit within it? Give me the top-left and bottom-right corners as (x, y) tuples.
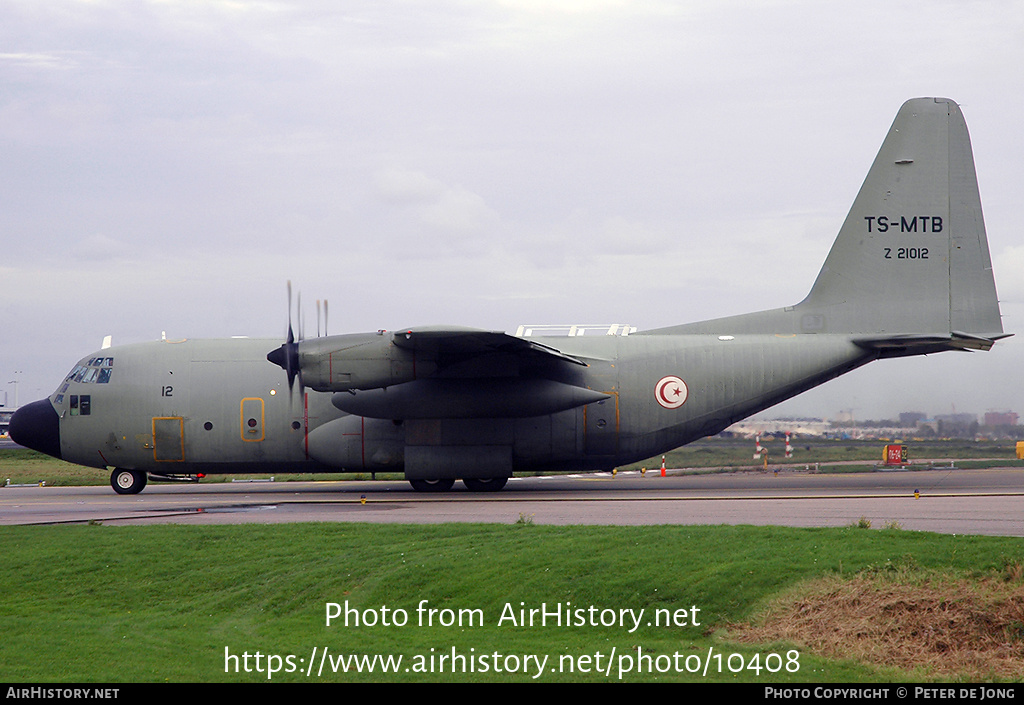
(240, 397), (265, 442)
(152, 416), (185, 462)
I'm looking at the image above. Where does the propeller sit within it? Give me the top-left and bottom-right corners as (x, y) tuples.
(266, 280), (303, 398)
(267, 283), (331, 400)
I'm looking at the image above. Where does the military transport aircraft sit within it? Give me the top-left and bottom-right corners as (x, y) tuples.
(11, 98), (1007, 494)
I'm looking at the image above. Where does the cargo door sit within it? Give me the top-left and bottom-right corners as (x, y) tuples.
(152, 417), (185, 462)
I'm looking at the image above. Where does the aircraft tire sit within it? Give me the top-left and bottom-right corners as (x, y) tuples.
(462, 477), (509, 492)
(111, 468), (148, 495)
(408, 478), (455, 492)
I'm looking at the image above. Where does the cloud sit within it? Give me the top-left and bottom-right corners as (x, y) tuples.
(0, 51), (77, 70)
(373, 167), (445, 203)
(3, 0), (1023, 420)
(368, 167), (503, 257)
(992, 246), (1024, 303)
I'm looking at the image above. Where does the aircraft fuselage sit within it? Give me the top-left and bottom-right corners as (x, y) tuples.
(31, 332), (872, 483)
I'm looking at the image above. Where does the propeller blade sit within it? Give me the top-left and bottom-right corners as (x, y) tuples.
(286, 280), (294, 344)
(268, 280), (302, 400)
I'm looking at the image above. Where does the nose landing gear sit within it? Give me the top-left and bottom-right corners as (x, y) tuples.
(111, 468), (147, 495)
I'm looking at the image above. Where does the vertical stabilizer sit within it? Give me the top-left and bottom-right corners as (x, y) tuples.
(801, 97), (1002, 338)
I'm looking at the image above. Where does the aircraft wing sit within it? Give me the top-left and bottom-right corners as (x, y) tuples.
(391, 326), (589, 366)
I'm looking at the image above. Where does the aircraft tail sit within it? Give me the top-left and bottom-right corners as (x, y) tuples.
(800, 97), (1003, 340)
(655, 97), (1006, 349)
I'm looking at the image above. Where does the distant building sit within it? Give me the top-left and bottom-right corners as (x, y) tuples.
(916, 413), (980, 437)
(935, 413), (978, 425)
(0, 408), (14, 436)
(899, 411), (927, 427)
(985, 411), (1019, 426)
(833, 409), (856, 424)
(725, 418), (833, 438)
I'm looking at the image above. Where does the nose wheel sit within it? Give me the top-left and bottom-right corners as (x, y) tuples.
(111, 468), (148, 495)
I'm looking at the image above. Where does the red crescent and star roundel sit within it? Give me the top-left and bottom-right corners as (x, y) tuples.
(655, 375), (688, 409)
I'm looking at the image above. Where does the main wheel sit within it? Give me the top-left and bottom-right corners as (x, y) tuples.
(409, 478), (455, 492)
(462, 477), (509, 492)
(111, 468), (148, 495)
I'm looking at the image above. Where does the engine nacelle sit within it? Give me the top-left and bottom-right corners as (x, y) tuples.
(293, 332), (439, 392)
(331, 378), (609, 419)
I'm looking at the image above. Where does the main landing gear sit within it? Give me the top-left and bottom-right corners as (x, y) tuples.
(408, 478), (455, 492)
(462, 477), (508, 492)
(408, 477), (509, 492)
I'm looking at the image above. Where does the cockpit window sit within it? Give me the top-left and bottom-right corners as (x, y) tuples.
(65, 358), (114, 384)
(55, 358), (115, 404)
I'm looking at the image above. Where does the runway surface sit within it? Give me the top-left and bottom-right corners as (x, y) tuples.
(3, 466), (1024, 536)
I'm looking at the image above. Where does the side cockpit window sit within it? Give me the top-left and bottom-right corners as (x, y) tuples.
(69, 395), (91, 416)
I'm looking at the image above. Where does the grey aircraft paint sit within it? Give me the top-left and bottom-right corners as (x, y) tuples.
(10, 98), (1007, 494)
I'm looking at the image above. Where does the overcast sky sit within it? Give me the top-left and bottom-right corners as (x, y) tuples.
(2, 0), (1023, 421)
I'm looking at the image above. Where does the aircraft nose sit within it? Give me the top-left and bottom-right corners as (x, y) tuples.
(9, 398), (62, 460)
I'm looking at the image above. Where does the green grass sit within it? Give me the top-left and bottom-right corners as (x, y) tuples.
(2, 522), (1023, 682)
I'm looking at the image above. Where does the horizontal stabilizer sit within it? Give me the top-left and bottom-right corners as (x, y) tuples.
(854, 331), (1012, 357)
